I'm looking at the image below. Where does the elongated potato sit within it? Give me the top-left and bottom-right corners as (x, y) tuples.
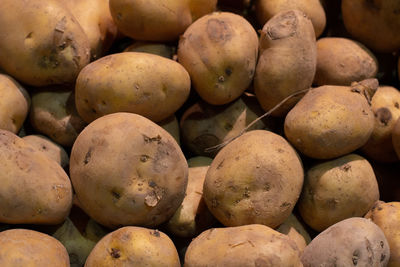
(75, 52), (190, 123)
(0, 0), (90, 86)
(178, 12), (258, 105)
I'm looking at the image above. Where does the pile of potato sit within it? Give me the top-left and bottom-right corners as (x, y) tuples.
(0, 0), (400, 266)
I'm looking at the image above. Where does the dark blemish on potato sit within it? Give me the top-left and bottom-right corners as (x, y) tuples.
(11, 118), (16, 124)
(377, 206), (383, 211)
(140, 155), (150, 162)
(380, 241), (384, 248)
(381, 254), (386, 262)
(395, 102), (400, 109)
(101, 100), (106, 105)
(148, 181), (157, 188)
(111, 190), (121, 200)
(266, 11), (297, 40)
(117, 13), (122, 20)
(235, 156), (240, 161)
(91, 108), (97, 114)
(143, 134), (162, 144)
(224, 123), (233, 130)
(365, 238), (373, 264)
(376, 107), (392, 126)
(39, 52), (59, 69)
(351, 88), (361, 94)
(365, 0), (382, 11)
(206, 19), (232, 42)
(277, 148), (284, 153)
(243, 187), (250, 198)
(110, 248), (121, 259)
(211, 198), (219, 208)
(216, 160), (224, 170)
(150, 230), (160, 237)
(84, 148), (93, 164)
(42, 145), (47, 150)
(225, 68), (232, 76)
(352, 250), (359, 265)
(218, 76), (225, 83)
(340, 164), (351, 171)
(84, 99), (89, 103)
(280, 202), (291, 208)
(264, 183), (270, 191)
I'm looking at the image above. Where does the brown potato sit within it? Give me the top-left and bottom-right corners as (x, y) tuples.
(392, 117), (400, 160)
(158, 115), (180, 145)
(124, 41), (175, 59)
(276, 213), (311, 253)
(189, 0), (217, 21)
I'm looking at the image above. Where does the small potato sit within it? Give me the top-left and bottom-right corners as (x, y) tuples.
(75, 52), (190, 123)
(276, 213), (311, 253)
(298, 154), (379, 232)
(178, 12), (258, 105)
(301, 217), (390, 267)
(187, 156), (213, 167)
(203, 130), (304, 228)
(185, 224), (302, 266)
(124, 41), (175, 59)
(0, 229), (69, 267)
(85, 226), (180, 267)
(158, 115), (180, 145)
(0, 74), (30, 133)
(314, 38), (378, 86)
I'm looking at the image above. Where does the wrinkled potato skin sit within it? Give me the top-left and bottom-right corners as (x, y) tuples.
(255, 0), (326, 37)
(70, 113), (188, 229)
(85, 226), (180, 267)
(0, 74), (30, 133)
(277, 214), (311, 253)
(124, 42), (175, 59)
(75, 52), (190, 123)
(362, 86), (400, 162)
(203, 130), (304, 228)
(365, 201), (400, 267)
(0, 130), (73, 224)
(0, 0), (90, 86)
(158, 115), (180, 145)
(298, 154), (379, 232)
(185, 224), (302, 267)
(342, 0), (400, 53)
(314, 38), (378, 86)
(0, 229), (69, 267)
(178, 12), (258, 105)
(301, 217), (390, 267)
(254, 10), (317, 116)
(284, 83), (375, 159)
(30, 89), (87, 147)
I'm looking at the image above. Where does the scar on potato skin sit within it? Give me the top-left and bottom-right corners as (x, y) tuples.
(84, 148), (93, 164)
(110, 248), (121, 259)
(375, 107), (392, 126)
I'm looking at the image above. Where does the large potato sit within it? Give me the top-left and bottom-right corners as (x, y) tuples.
(178, 12), (258, 105)
(70, 113), (188, 228)
(75, 52), (190, 123)
(0, 130), (72, 224)
(301, 217), (390, 267)
(254, 10), (317, 116)
(185, 224), (302, 266)
(203, 130), (304, 228)
(0, 0), (90, 86)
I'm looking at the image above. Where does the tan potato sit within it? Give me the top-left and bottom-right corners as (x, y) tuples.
(362, 86), (400, 162)
(30, 88), (87, 147)
(284, 79), (377, 159)
(0, 74), (30, 133)
(85, 226), (180, 267)
(314, 37), (378, 86)
(0, 0), (90, 86)
(301, 217), (390, 267)
(124, 41), (175, 59)
(70, 113), (188, 228)
(0, 130), (72, 224)
(342, 0), (400, 53)
(203, 130), (304, 228)
(189, 0), (217, 21)
(75, 52), (190, 123)
(254, 10), (317, 116)
(298, 154), (379, 232)
(276, 213), (311, 253)
(158, 115), (180, 145)
(178, 12), (258, 105)
(0, 229), (69, 266)
(23, 135), (69, 168)
(365, 201), (400, 267)
(255, 0), (326, 38)
(185, 224), (302, 266)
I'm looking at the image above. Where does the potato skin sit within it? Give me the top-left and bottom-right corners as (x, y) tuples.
(298, 154), (379, 232)
(0, 229), (69, 267)
(203, 130), (304, 228)
(301, 217), (390, 267)
(158, 115), (180, 145)
(189, 0), (217, 21)
(178, 12), (258, 105)
(75, 52), (190, 123)
(184, 224), (302, 267)
(124, 41), (175, 59)
(85, 226), (180, 267)
(70, 113), (188, 228)
(276, 213), (311, 253)
(0, 0), (90, 86)
(0, 130), (73, 224)
(314, 38), (378, 86)
(254, 10), (317, 116)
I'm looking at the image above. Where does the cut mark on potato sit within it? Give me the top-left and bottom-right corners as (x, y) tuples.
(83, 148), (93, 164)
(150, 230), (160, 237)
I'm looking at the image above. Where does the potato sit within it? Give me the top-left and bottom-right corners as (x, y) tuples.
(158, 115), (180, 145)
(342, 0), (400, 53)
(392, 117), (400, 160)
(276, 213), (311, 253)
(70, 113), (188, 228)
(85, 226), (180, 267)
(254, 10), (317, 116)
(362, 86), (400, 162)
(124, 41), (175, 59)
(284, 79), (377, 159)
(30, 88), (86, 147)
(365, 201), (400, 267)
(298, 154), (379, 232)
(75, 52), (190, 123)
(22, 135), (69, 168)
(255, 0), (326, 38)
(0, 0), (90, 86)
(178, 12), (258, 105)
(0, 229), (69, 266)
(189, 0), (217, 21)
(314, 37), (378, 86)
(185, 224), (302, 266)
(0, 74), (30, 133)
(301, 217), (390, 267)
(203, 130), (304, 228)
(187, 156), (213, 167)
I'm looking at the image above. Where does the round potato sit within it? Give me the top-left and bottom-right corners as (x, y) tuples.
(75, 52), (190, 123)
(70, 113), (188, 228)
(203, 130), (304, 228)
